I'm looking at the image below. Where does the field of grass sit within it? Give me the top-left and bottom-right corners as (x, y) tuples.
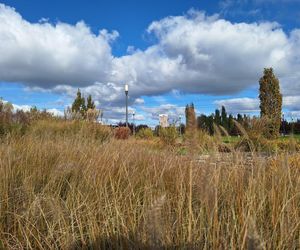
(0, 120), (299, 249)
(279, 134), (300, 141)
(223, 134), (300, 144)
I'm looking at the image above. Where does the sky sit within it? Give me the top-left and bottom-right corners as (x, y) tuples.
(0, 0), (300, 126)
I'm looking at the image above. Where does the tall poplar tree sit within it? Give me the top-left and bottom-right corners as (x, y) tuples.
(185, 103), (197, 132)
(259, 68), (282, 138)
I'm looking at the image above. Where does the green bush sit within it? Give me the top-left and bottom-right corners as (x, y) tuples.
(159, 126), (178, 146)
(136, 128), (153, 139)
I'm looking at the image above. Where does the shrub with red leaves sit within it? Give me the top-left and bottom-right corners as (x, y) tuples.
(114, 127), (131, 140)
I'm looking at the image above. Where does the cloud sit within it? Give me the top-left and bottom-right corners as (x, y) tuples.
(141, 104), (186, 121)
(0, 4), (116, 87)
(282, 96), (300, 110)
(113, 9), (299, 98)
(214, 97), (260, 113)
(46, 108), (64, 116)
(2, 99), (63, 116)
(2, 5), (299, 96)
(12, 103), (31, 112)
(285, 111), (300, 119)
(215, 95), (300, 117)
(13, 104), (64, 116)
(1, 4), (300, 121)
(99, 106), (145, 124)
(134, 98), (145, 105)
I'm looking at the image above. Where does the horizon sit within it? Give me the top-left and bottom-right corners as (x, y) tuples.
(1, 0), (300, 126)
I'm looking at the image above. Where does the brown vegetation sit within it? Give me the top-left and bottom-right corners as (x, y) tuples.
(114, 126), (131, 140)
(0, 119), (299, 249)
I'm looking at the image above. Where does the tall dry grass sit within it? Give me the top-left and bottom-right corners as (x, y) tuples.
(0, 120), (299, 249)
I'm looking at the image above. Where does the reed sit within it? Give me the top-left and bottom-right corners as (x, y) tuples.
(0, 120), (299, 249)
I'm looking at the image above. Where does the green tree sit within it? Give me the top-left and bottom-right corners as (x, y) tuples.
(228, 114), (234, 134)
(259, 68), (282, 138)
(197, 114), (207, 130)
(237, 113), (243, 123)
(87, 95), (96, 110)
(71, 89), (87, 118)
(221, 106), (228, 130)
(214, 109), (221, 125)
(207, 114), (214, 135)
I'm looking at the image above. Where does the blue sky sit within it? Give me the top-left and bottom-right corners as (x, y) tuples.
(0, 0), (300, 125)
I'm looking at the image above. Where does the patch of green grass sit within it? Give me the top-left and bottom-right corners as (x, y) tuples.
(279, 134), (300, 141)
(222, 136), (241, 144)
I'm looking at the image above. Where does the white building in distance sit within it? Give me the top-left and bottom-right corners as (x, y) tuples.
(159, 114), (169, 128)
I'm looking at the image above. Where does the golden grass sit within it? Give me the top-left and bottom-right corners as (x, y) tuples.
(0, 121), (299, 249)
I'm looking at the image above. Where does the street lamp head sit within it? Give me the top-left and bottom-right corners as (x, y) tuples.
(133, 110), (135, 115)
(125, 84), (129, 92)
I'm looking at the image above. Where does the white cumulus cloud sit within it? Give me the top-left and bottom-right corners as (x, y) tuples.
(215, 95), (300, 117)
(1, 4), (300, 121)
(0, 4), (116, 87)
(112, 10), (299, 98)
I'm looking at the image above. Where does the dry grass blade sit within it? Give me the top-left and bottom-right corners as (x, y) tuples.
(233, 120), (249, 139)
(144, 194), (166, 248)
(0, 119), (299, 249)
(213, 123), (222, 139)
(219, 125), (230, 137)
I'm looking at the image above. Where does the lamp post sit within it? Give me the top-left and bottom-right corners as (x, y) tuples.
(100, 110), (103, 123)
(125, 84), (129, 127)
(179, 115), (182, 136)
(133, 110), (135, 135)
(291, 117), (294, 136)
(282, 113), (285, 136)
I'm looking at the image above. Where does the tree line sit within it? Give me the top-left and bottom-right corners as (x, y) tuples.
(15, 67), (291, 138)
(104, 68), (290, 138)
(187, 68), (292, 138)
(196, 106), (249, 136)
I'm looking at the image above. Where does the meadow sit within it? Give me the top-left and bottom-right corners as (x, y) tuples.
(0, 119), (299, 249)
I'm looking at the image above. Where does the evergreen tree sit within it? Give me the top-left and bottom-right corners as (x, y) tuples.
(243, 114), (250, 129)
(81, 96), (86, 115)
(221, 106), (228, 130)
(87, 95), (96, 110)
(197, 114), (207, 130)
(207, 114), (214, 135)
(72, 89), (82, 113)
(237, 113), (243, 123)
(214, 109), (221, 125)
(71, 89), (86, 118)
(228, 114), (234, 134)
(259, 68), (282, 138)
